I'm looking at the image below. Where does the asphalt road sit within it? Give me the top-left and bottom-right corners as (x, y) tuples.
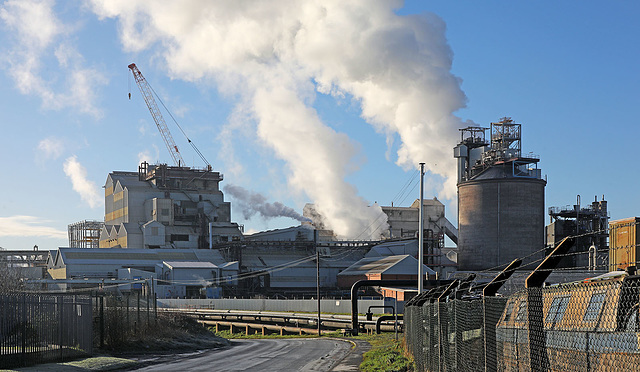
(131, 338), (355, 371)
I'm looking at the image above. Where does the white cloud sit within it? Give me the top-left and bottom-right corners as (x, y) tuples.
(138, 119), (148, 136)
(63, 156), (102, 209)
(0, 0), (106, 117)
(137, 145), (159, 166)
(0, 215), (66, 239)
(37, 137), (64, 160)
(89, 1), (467, 238)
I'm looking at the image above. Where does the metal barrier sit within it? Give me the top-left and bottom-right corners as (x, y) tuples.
(0, 293), (93, 369)
(93, 292), (157, 348)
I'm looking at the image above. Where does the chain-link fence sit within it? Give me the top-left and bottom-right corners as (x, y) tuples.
(405, 272), (640, 371)
(405, 297), (507, 372)
(0, 293), (93, 369)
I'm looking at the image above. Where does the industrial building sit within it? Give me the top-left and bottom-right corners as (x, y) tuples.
(99, 162), (243, 249)
(46, 247), (238, 297)
(546, 196), (609, 269)
(336, 255), (436, 288)
(0, 247), (49, 282)
(609, 217), (640, 271)
(302, 199), (458, 274)
(454, 117), (546, 271)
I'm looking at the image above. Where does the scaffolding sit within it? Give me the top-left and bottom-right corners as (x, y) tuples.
(68, 220), (104, 248)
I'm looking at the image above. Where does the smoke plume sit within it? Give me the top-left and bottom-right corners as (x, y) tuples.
(63, 155), (102, 208)
(89, 1), (466, 239)
(224, 184), (310, 223)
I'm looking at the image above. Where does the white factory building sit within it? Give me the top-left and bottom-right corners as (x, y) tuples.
(99, 162), (243, 249)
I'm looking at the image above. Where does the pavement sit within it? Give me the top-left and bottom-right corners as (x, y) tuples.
(331, 338), (371, 372)
(3, 337), (371, 372)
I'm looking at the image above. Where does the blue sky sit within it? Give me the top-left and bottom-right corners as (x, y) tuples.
(0, 1), (638, 250)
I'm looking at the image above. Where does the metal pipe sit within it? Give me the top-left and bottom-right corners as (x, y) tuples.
(376, 315), (403, 334)
(351, 279), (440, 335)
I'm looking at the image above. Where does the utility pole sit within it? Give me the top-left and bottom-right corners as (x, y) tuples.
(316, 230), (321, 336)
(317, 249), (321, 336)
(418, 163), (425, 293)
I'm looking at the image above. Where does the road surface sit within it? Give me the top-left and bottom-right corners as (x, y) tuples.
(131, 338), (355, 371)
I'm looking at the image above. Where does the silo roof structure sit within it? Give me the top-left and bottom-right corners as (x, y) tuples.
(454, 117), (546, 271)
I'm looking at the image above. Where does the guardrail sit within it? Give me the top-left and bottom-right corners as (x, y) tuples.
(165, 308), (400, 335)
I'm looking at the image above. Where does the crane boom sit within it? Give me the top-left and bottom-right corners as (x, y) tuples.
(128, 63), (184, 166)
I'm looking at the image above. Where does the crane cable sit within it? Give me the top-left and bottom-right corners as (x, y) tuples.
(129, 65), (211, 169)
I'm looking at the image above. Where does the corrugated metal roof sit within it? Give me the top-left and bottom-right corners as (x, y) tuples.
(58, 248), (226, 266)
(164, 261), (217, 269)
(366, 240), (417, 258)
(338, 254), (435, 276)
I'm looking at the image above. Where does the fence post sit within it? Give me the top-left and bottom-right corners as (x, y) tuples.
(60, 295), (65, 361)
(155, 293), (158, 324)
(137, 291), (141, 333)
(73, 295), (78, 356)
(126, 294), (130, 331)
(99, 296), (104, 348)
(146, 282), (150, 328)
(21, 293), (26, 364)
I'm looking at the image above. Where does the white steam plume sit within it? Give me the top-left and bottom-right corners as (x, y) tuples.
(224, 184), (310, 223)
(89, 1), (466, 239)
(63, 156), (102, 208)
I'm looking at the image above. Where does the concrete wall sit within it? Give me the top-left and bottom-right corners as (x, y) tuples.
(157, 298), (400, 314)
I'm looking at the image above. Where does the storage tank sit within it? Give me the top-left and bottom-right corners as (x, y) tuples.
(455, 118), (546, 271)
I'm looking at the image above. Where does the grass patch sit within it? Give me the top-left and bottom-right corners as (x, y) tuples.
(63, 356), (138, 371)
(356, 333), (413, 372)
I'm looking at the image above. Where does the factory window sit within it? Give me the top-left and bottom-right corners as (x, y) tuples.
(583, 292), (606, 322)
(161, 208), (170, 216)
(151, 227), (158, 236)
(170, 234), (189, 241)
(546, 295), (571, 324)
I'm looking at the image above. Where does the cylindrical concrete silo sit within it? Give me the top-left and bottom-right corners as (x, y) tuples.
(455, 118), (546, 271)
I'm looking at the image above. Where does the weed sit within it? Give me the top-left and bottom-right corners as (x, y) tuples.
(357, 333), (413, 372)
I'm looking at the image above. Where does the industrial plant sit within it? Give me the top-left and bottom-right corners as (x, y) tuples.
(7, 111), (638, 304)
(5, 63), (635, 310)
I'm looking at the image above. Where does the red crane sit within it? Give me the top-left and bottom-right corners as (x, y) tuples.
(128, 63), (185, 166)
